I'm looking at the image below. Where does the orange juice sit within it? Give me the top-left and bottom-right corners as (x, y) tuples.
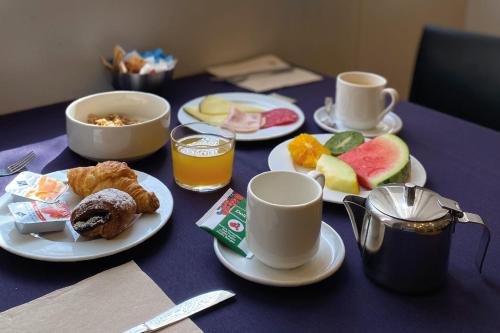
(172, 134), (234, 191)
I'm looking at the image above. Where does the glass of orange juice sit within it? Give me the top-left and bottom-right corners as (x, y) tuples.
(171, 122), (236, 192)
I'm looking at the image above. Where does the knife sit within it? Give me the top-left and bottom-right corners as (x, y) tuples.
(122, 290), (235, 333)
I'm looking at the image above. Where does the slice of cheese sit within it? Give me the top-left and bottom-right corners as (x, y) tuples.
(183, 106), (228, 125)
(199, 95), (264, 115)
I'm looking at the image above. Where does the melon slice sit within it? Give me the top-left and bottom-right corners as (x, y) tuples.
(316, 154), (359, 194)
(338, 134), (410, 189)
(183, 106), (228, 125)
(199, 95), (263, 115)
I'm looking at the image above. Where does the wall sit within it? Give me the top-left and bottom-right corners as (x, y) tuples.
(0, 0), (289, 115)
(0, 0), (467, 115)
(276, 0), (466, 100)
(465, 0), (500, 36)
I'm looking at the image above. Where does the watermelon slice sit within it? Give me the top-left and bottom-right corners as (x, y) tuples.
(338, 134), (410, 189)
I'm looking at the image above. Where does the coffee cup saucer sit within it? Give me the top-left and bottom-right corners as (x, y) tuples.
(213, 222), (345, 287)
(313, 106), (403, 137)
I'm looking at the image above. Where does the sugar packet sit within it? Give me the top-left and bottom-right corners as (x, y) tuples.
(196, 189), (253, 258)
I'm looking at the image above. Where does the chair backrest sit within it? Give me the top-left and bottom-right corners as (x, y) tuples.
(410, 25), (500, 131)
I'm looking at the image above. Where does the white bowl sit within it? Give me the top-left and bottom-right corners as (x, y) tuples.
(66, 91), (171, 161)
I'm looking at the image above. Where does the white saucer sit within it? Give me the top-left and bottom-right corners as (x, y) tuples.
(213, 222), (345, 287)
(313, 106), (403, 137)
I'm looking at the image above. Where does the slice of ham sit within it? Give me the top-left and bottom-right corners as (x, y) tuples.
(222, 107), (262, 133)
(260, 108), (298, 128)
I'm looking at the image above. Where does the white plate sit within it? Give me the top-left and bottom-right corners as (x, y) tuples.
(313, 106), (403, 137)
(0, 170), (173, 262)
(268, 133), (427, 204)
(178, 92), (305, 141)
(214, 222), (345, 287)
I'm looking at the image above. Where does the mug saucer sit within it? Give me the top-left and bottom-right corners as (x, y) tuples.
(213, 222), (345, 287)
(313, 105), (403, 137)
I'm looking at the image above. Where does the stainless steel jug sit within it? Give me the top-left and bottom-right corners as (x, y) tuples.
(343, 183), (490, 293)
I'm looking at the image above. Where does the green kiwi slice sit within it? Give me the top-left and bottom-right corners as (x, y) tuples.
(325, 131), (364, 155)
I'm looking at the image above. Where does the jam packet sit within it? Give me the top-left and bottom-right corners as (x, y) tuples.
(8, 201), (70, 234)
(5, 171), (68, 203)
(196, 189), (253, 258)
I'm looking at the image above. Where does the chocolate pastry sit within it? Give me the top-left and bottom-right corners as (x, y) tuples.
(71, 188), (137, 239)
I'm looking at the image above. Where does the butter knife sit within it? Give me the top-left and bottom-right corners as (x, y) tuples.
(122, 290), (235, 333)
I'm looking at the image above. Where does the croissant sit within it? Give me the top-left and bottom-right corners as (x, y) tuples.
(71, 188), (137, 239)
(67, 161), (160, 213)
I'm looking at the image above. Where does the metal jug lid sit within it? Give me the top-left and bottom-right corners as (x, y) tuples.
(368, 183), (450, 222)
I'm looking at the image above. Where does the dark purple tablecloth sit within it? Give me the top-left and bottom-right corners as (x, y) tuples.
(1, 74), (499, 332)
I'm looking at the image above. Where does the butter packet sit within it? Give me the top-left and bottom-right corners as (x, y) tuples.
(5, 171), (68, 203)
(196, 189), (253, 258)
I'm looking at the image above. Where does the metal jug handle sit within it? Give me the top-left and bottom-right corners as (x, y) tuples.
(456, 212), (491, 274)
(343, 195), (367, 244)
(439, 197), (491, 273)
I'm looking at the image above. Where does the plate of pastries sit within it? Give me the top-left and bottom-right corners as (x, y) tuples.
(0, 161), (173, 261)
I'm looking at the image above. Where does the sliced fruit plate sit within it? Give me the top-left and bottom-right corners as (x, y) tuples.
(267, 133), (427, 204)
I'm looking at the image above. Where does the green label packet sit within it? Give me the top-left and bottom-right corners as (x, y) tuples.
(196, 189), (253, 258)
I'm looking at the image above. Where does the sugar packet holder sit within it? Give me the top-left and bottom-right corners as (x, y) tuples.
(196, 188), (253, 258)
(5, 171), (68, 203)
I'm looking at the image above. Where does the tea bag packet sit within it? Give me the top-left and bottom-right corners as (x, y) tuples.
(196, 189), (253, 258)
(105, 46), (176, 74)
(139, 63), (155, 75)
(140, 48), (168, 62)
(140, 48), (177, 74)
(5, 171), (68, 203)
(124, 51), (147, 73)
(112, 45), (126, 71)
(8, 201), (70, 234)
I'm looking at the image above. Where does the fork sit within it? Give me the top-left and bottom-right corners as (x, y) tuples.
(0, 151), (36, 176)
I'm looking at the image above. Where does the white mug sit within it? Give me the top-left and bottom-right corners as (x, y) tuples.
(335, 71), (399, 130)
(246, 171), (325, 269)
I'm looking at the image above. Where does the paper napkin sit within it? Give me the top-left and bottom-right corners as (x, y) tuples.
(235, 67), (322, 92)
(206, 54), (322, 92)
(206, 54), (290, 78)
(0, 261), (202, 333)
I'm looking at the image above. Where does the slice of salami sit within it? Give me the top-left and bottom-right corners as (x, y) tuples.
(260, 108), (299, 129)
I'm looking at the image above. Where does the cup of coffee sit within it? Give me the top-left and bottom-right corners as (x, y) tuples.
(335, 71), (399, 130)
(246, 171), (325, 269)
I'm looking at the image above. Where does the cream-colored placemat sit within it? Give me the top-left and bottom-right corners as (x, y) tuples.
(235, 67), (322, 92)
(207, 54), (289, 78)
(206, 54), (323, 92)
(0, 261), (202, 333)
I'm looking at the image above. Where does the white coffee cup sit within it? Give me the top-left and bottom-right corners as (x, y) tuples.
(246, 171), (325, 269)
(335, 71), (399, 130)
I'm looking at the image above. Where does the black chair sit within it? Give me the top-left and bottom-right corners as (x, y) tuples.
(410, 25), (500, 131)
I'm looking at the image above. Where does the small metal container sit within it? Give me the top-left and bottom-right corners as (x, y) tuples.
(111, 69), (174, 93)
(344, 183), (490, 293)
